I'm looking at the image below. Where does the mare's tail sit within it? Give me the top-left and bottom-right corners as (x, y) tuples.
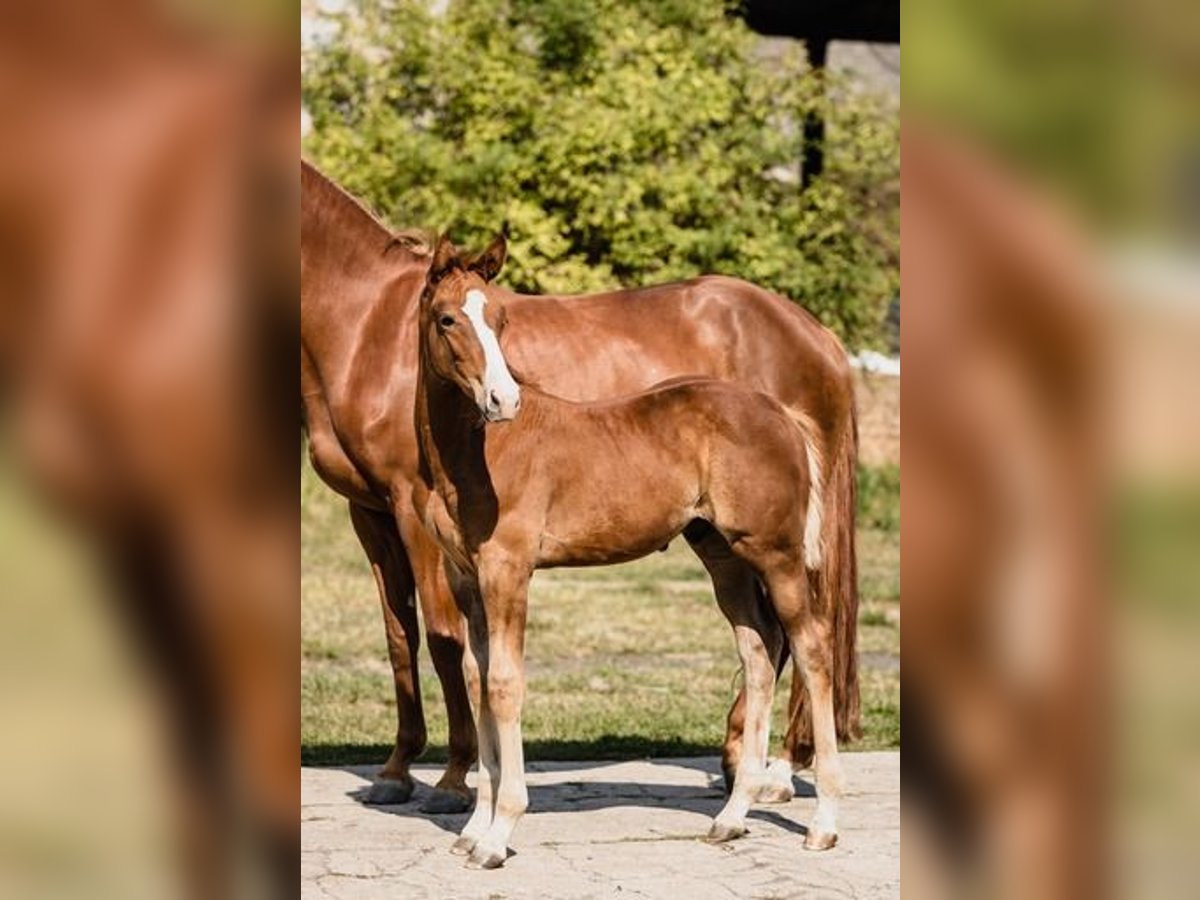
(788, 400), (862, 752)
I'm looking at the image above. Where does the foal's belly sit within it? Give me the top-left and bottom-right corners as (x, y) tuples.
(534, 485), (698, 569)
(535, 527), (685, 569)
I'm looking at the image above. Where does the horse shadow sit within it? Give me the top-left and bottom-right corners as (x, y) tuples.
(339, 754), (816, 839)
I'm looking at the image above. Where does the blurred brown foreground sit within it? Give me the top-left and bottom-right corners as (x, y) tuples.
(0, 2), (297, 899)
(903, 1), (1199, 898)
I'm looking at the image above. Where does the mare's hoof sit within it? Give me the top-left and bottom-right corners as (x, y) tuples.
(705, 821), (747, 843)
(421, 787), (472, 814)
(449, 834), (478, 856)
(803, 830), (838, 851)
(465, 844), (507, 869)
(754, 758), (796, 804)
(364, 776), (415, 805)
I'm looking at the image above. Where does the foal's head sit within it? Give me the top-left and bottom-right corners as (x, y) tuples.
(419, 233), (521, 423)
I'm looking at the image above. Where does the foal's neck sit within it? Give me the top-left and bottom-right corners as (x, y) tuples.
(415, 365), (489, 493)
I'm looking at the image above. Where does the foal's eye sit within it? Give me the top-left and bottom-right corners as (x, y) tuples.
(438, 314), (456, 328)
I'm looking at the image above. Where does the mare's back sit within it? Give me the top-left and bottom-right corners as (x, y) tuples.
(500, 275), (844, 413)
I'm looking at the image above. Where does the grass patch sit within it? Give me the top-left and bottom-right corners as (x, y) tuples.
(858, 463), (900, 533)
(302, 462), (900, 765)
(859, 609), (892, 628)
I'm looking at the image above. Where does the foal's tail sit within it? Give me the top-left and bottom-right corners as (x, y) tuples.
(790, 402), (862, 746)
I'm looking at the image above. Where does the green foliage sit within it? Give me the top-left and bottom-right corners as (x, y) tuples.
(302, 0), (898, 348)
(858, 464), (900, 533)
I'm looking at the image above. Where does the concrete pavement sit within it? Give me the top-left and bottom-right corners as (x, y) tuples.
(302, 752), (899, 899)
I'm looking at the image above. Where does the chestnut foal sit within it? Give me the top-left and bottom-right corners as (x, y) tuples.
(412, 236), (844, 869)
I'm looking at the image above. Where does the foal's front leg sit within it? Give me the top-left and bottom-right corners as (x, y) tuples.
(465, 556), (531, 870)
(450, 593), (497, 856)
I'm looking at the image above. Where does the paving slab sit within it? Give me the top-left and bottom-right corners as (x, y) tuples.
(302, 752), (899, 899)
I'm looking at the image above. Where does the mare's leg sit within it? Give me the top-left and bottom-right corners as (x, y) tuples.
(684, 523), (794, 803)
(466, 557), (531, 870)
(350, 502), (425, 805)
(396, 512), (477, 813)
(763, 565), (844, 850)
(781, 652), (816, 770)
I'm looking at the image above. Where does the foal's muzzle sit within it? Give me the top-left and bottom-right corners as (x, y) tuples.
(483, 387), (521, 422)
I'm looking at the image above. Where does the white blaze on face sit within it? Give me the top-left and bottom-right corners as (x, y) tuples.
(462, 289), (521, 421)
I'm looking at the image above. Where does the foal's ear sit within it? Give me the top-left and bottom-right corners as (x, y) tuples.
(468, 232), (507, 283)
(428, 233), (460, 285)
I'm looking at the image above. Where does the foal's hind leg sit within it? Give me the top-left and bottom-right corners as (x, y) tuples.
(685, 524), (759, 782)
(721, 618), (800, 804)
(764, 568), (844, 850)
(685, 523), (794, 803)
(684, 524), (785, 837)
(706, 599), (782, 842)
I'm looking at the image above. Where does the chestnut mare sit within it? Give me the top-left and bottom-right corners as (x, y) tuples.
(414, 235), (843, 867)
(300, 160), (860, 812)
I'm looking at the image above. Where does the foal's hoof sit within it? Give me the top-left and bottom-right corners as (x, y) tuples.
(465, 844), (507, 869)
(705, 821), (747, 843)
(364, 775), (415, 805)
(754, 758), (796, 804)
(803, 830), (838, 851)
(449, 834), (479, 856)
(421, 786), (473, 814)
(754, 781), (796, 805)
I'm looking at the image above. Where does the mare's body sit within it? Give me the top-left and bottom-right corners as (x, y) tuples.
(300, 160), (860, 809)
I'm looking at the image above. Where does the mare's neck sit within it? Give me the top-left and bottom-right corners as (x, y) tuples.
(300, 161), (428, 374)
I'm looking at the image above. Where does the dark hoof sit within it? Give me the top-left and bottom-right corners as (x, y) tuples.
(465, 845), (507, 869)
(364, 776), (415, 805)
(705, 821), (747, 843)
(449, 834), (477, 856)
(803, 830), (838, 851)
(421, 787), (473, 814)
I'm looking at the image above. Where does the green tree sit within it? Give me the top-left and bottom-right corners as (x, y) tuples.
(302, 0), (898, 349)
